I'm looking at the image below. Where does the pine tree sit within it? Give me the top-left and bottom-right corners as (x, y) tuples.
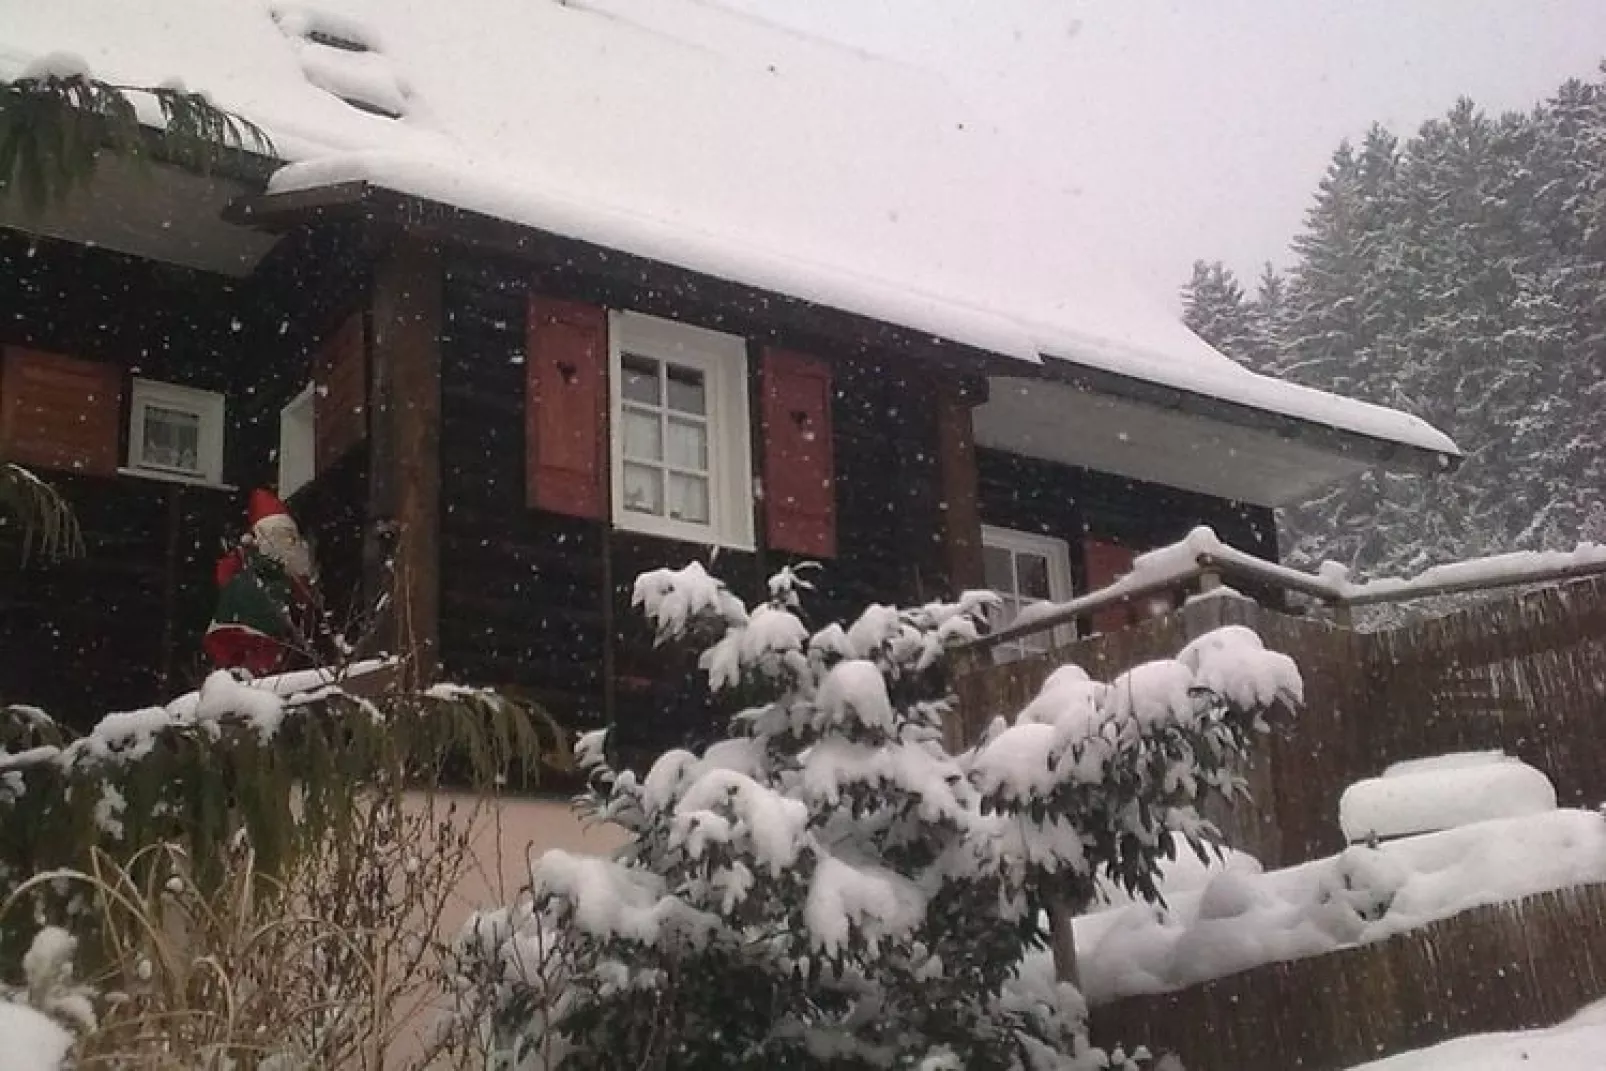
(1, 73), (272, 209)
(1247, 264), (1292, 376)
(1193, 70), (1606, 582)
(1181, 260), (1257, 365)
(455, 563), (1300, 1069)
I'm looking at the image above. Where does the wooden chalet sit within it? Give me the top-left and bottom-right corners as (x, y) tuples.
(0, 0), (1457, 768)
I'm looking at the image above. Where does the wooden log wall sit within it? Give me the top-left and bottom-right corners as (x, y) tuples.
(1090, 882), (1606, 1071)
(437, 255), (957, 778)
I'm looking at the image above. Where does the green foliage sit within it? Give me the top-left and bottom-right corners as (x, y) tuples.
(0, 74), (274, 210)
(455, 563), (1298, 1070)
(0, 459), (82, 563)
(0, 675), (566, 969)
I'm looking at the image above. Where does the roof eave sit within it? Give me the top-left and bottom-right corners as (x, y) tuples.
(227, 182), (1460, 477)
(1030, 356), (1462, 476)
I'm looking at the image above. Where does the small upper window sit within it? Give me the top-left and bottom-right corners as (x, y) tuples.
(127, 378), (226, 485)
(982, 525), (1073, 662)
(609, 311), (753, 549)
(278, 384), (316, 498)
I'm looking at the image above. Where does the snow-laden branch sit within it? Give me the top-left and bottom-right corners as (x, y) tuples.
(995, 525), (1606, 651)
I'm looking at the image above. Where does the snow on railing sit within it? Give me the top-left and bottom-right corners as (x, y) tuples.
(972, 527), (1606, 657)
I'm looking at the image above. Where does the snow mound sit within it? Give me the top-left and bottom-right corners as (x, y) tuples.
(1347, 997), (1606, 1070)
(0, 1003), (72, 1071)
(1340, 752), (1557, 842)
(1071, 809), (1606, 1003)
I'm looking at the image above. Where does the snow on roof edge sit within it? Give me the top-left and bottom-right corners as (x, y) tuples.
(269, 154), (1458, 459)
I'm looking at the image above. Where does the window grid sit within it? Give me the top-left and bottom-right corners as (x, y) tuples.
(619, 353), (712, 526)
(608, 310), (754, 550)
(981, 526), (1072, 664)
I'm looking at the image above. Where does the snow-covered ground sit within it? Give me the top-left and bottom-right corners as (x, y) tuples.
(1068, 809), (1606, 1003)
(1346, 998), (1606, 1070)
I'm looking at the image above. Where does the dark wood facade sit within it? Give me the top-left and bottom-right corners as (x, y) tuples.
(0, 221), (372, 727)
(2, 208), (1276, 775)
(436, 255), (961, 768)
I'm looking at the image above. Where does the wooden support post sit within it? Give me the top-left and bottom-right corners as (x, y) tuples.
(936, 376), (986, 752)
(368, 236), (443, 681)
(1046, 889), (1081, 986)
(936, 376), (985, 595)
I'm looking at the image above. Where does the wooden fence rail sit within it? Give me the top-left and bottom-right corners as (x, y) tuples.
(1089, 882), (1606, 1071)
(955, 573), (1606, 868)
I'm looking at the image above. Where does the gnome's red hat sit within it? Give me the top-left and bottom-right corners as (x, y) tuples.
(247, 488), (291, 529)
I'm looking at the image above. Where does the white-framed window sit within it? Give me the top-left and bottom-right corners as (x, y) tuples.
(609, 311), (754, 549)
(982, 524), (1074, 662)
(125, 378), (226, 486)
(278, 383), (316, 498)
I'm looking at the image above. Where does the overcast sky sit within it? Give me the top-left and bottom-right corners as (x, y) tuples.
(730, 0), (1606, 306)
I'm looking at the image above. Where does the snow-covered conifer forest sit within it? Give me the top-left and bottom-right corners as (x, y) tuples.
(1183, 70), (1606, 578)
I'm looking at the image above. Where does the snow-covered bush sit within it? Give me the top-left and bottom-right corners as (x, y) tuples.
(0, 927), (90, 1071)
(0, 664), (563, 1067)
(0, 671), (556, 956)
(458, 564), (1301, 1070)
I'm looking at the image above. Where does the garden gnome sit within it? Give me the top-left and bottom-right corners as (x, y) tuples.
(202, 489), (319, 676)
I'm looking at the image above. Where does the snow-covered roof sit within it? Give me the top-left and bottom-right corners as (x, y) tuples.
(0, 0), (1457, 458)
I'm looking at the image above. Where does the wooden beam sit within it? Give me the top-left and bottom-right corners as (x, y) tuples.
(368, 236), (443, 680)
(936, 378), (985, 595)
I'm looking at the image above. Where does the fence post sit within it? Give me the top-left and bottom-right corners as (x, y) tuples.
(947, 643), (986, 751)
(1046, 889), (1081, 986)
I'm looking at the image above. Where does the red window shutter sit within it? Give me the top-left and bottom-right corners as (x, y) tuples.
(526, 296), (608, 519)
(0, 347), (122, 477)
(761, 347), (835, 557)
(314, 313), (366, 472)
(1084, 537), (1137, 634)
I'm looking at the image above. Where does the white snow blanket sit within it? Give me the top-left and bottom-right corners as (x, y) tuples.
(1069, 810), (1606, 1004)
(0, 1003), (71, 1071)
(1347, 997), (1606, 1070)
(0, 0), (1453, 456)
(1340, 752), (1557, 842)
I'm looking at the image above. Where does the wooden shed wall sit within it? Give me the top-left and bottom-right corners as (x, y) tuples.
(0, 231), (247, 723)
(0, 224), (375, 725)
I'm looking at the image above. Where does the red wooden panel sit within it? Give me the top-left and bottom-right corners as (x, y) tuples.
(1084, 537), (1137, 634)
(0, 347), (122, 477)
(314, 313), (367, 472)
(762, 347), (835, 557)
(526, 296), (609, 519)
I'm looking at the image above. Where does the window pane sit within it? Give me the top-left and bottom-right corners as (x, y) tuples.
(622, 463), (664, 516)
(621, 354), (660, 405)
(622, 407), (663, 462)
(1018, 553), (1052, 600)
(668, 473), (710, 524)
(143, 405), (201, 472)
(983, 545), (1013, 594)
(667, 416), (708, 471)
(666, 364), (706, 415)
